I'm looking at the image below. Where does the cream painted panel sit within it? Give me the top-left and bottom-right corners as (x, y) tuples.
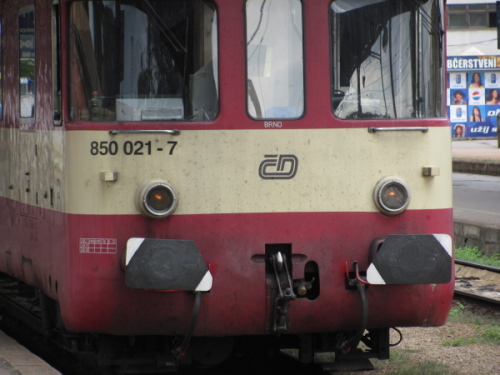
(0, 128), (12, 199)
(1, 128), (65, 212)
(63, 127), (452, 215)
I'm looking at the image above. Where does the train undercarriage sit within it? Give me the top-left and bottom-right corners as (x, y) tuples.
(0, 272), (395, 374)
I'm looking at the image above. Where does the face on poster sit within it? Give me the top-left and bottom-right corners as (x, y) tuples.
(450, 89), (467, 105)
(468, 72), (485, 88)
(486, 88), (500, 105)
(453, 123), (466, 138)
(468, 105), (484, 122)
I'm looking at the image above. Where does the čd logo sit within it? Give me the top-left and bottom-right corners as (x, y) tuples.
(259, 155), (298, 180)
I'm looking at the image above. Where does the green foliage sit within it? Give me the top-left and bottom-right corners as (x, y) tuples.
(442, 337), (478, 346)
(446, 302), (500, 346)
(454, 246), (500, 267)
(482, 327), (500, 344)
(371, 356), (456, 374)
(449, 302), (465, 317)
(442, 328), (500, 347)
(20, 59), (35, 80)
(390, 361), (453, 374)
(367, 353), (457, 375)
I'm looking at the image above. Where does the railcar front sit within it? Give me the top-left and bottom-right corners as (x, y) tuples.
(0, 0), (453, 371)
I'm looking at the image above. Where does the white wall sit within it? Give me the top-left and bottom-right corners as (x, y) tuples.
(447, 0), (498, 56)
(448, 30), (498, 56)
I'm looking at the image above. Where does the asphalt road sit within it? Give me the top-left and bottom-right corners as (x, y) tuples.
(453, 173), (500, 228)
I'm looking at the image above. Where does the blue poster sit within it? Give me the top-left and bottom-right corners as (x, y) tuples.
(447, 62), (499, 138)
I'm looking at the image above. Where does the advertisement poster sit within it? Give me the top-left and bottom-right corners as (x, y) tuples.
(447, 56), (500, 138)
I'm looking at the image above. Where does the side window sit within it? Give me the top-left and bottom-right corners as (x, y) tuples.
(19, 5), (35, 119)
(448, 4), (497, 29)
(246, 0), (304, 119)
(69, 0), (218, 122)
(0, 17), (2, 119)
(52, 1), (61, 125)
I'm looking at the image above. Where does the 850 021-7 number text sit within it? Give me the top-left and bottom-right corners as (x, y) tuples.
(90, 141), (177, 156)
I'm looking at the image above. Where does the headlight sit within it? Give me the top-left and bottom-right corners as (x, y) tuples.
(136, 180), (178, 218)
(373, 177), (410, 215)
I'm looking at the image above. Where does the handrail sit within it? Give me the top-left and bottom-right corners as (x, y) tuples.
(368, 127), (428, 133)
(109, 129), (181, 136)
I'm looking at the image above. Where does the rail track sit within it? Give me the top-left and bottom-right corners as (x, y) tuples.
(454, 259), (500, 305)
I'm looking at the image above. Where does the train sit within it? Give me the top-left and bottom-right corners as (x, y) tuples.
(0, 0), (454, 373)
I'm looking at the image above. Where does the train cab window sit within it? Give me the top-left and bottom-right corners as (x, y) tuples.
(52, 1), (61, 126)
(330, 0), (444, 119)
(69, 0), (218, 122)
(19, 6), (35, 119)
(246, 0), (304, 119)
(0, 18), (2, 119)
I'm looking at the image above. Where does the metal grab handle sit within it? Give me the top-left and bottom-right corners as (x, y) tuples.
(109, 129), (181, 136)
(368, 127), (428, 133)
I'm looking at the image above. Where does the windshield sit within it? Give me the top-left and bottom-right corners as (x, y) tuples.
(246, 0), (304, 119)
(69, 0), (218, 122)
(331, 0), (444, 119)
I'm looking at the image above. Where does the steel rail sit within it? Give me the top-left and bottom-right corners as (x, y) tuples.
(454, 260), (500, 305)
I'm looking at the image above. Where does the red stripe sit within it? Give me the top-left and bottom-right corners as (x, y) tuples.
(1, 198), (453, 335)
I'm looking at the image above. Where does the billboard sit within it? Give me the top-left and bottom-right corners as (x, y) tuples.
(447, 56), (499, 138)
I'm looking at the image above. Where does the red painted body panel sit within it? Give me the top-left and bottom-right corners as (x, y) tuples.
(1, 195), (453, 335)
